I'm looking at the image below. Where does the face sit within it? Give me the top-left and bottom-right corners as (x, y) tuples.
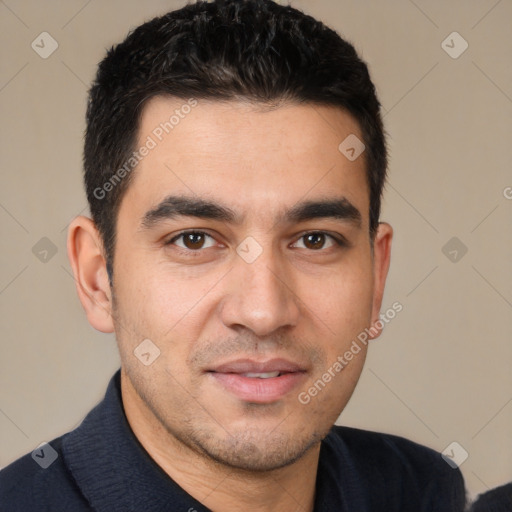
(107, 97), (390, 471)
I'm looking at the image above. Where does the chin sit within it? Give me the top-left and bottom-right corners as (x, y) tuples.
(188, 424), (326, 472)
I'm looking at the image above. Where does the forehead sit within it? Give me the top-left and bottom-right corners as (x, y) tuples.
(120, 96), (369, 226)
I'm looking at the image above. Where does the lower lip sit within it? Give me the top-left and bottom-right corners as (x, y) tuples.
(209, 372), (306, 403)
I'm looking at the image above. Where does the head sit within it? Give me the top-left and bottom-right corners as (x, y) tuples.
(68, 0), (392, 473)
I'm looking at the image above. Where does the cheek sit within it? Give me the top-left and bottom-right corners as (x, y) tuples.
(303, 258), (374, 338)
(114, 253), (200, 327)
(112, 259), (222, 369)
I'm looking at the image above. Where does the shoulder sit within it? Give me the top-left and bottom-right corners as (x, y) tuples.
(469, 482), (512, 511)
(0, 436), (91, 511)
(327, 424), (445, 468)
(323, 425), (467, 511)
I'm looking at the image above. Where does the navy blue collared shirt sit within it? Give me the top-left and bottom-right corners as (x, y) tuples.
(0, 370), (466, 511)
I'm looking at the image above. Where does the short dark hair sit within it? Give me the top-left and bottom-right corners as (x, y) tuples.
(84, 0), (387, 281)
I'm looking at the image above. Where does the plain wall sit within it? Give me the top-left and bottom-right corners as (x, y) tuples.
(1, 0), (511, 501)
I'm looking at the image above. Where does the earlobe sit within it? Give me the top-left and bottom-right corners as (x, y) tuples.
(369, 222), (393, 340)
(67, 216), (115, 333)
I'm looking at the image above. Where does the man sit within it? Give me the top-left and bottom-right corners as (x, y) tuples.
(0, 0), (466, 510)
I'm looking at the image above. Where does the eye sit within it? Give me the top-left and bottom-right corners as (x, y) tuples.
(167, 231), (217, 251)
(291, 232), (344, 251)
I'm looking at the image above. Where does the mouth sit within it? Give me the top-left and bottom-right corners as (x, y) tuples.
(206, 358), (308, 403)
(237, 371), (282, 378)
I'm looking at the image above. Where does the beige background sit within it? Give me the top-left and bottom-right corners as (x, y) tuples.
(1, 0), (511, 502)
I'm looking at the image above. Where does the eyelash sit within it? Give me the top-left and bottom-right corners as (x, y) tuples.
(165, 230), (348, 255)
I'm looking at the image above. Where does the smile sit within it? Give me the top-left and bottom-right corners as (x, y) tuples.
(207, 358), (308, 403)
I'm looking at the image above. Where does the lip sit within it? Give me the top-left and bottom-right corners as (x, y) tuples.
(207, 358), (308, 403)
(209, 358), (305, 374)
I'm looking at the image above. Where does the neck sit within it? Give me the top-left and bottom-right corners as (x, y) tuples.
(121, 370), (319, 512)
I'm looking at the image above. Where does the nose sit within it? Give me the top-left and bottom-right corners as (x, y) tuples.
(219, 244), (301, 337)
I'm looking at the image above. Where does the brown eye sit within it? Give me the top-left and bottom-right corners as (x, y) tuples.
(293, 232), (339, 251)
(183, 232), (205, 249)
(303, 233), (327, 250)
(168, 231), (216, 251)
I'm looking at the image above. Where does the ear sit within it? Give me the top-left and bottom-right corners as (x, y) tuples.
(67, 216), (115, 333)
(369, 222), (393, 340)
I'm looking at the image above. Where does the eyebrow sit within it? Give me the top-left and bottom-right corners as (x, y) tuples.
(140, 194), (362, 230)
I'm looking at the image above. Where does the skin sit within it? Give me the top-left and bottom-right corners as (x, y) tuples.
(68, 97), (392, 512)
